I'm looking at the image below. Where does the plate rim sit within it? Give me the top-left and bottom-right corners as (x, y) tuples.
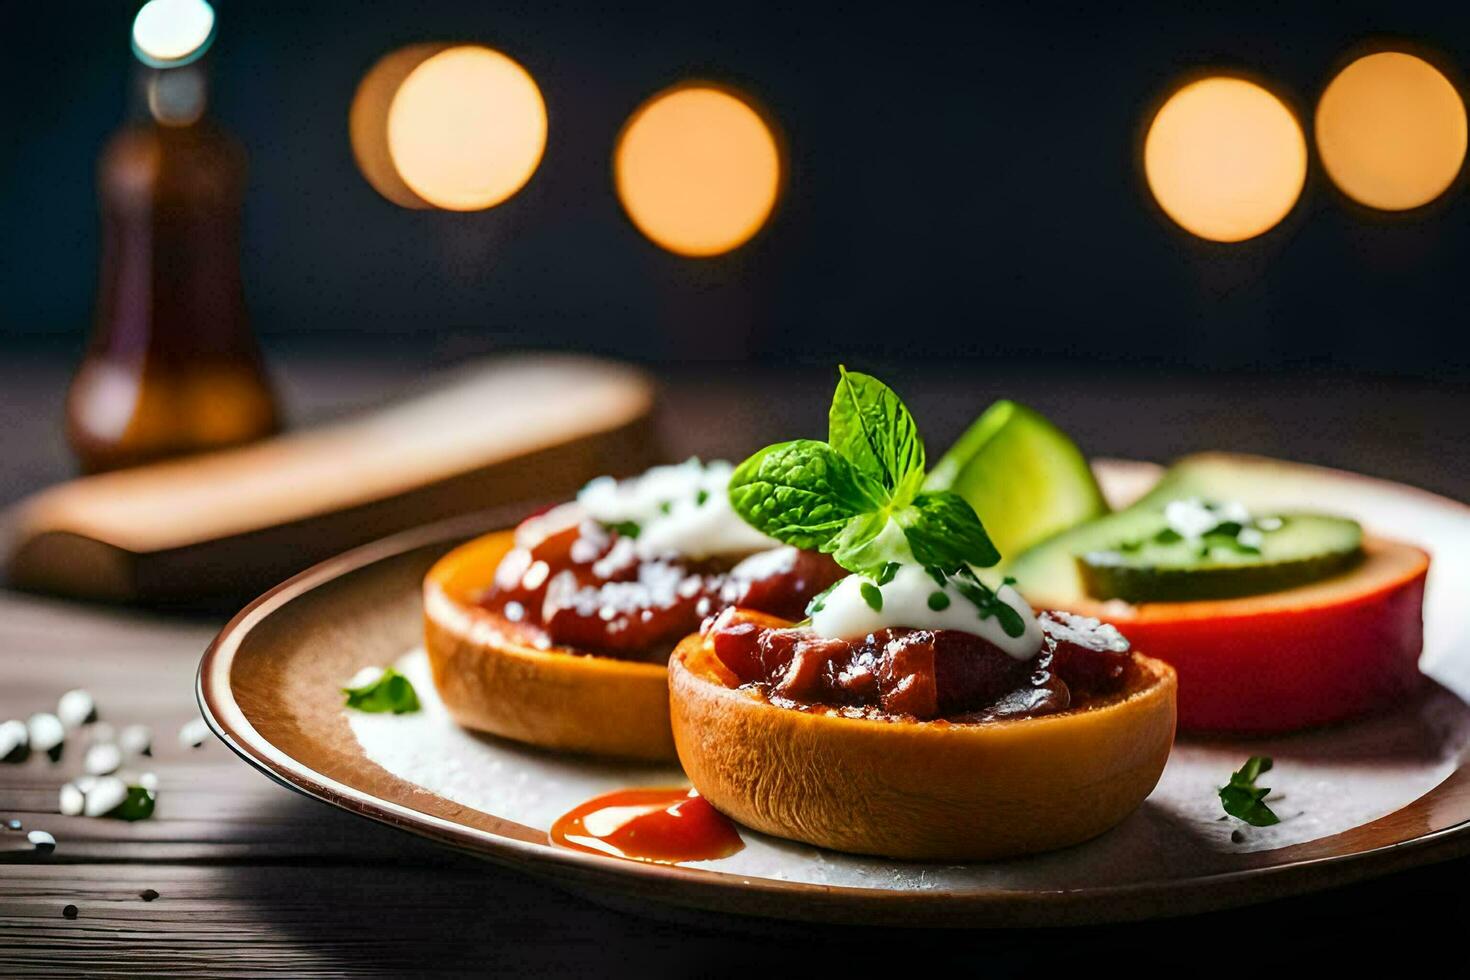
(197, 456), (1470, 926)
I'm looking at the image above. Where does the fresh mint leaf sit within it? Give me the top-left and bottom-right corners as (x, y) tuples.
(828, 511), (894, 571)
(896, 491), (1001, 571)
(1219, 756), (1280, 826)
(343, 667), (421, 715)
(828, 367), (925, 503)
(729, 369), (1001, 577)
(728, 440), (880, 552)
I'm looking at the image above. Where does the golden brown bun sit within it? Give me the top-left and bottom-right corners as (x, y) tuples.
(423, 530), (675, 761)
(669, 629), (1177, 860)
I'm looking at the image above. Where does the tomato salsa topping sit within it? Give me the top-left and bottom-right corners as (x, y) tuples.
(481, 503), (843, 661)
(705, 607), (1134, 722)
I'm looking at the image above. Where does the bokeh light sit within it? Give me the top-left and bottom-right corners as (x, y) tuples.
(1144, 77), (1307, 242)
(132, 0), (216, 68)
(1315, 52), (1467, 211)
(386, 46), (547, 212)
(350, 44), (447, 209)
(615, 84), (782, 257)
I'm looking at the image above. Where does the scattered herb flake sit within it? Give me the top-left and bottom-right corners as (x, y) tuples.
(343, 667), (421, 715)
(952, 568), (1026, 638)
(1219, 756), (1280, 827)
(111, 786), (156, 822)
(860, 582), (884, 612)
(695, 489), (709, 506)
(927, 591), (950, 611)
(605, 520), (641, 539)
(875, 561), (900, 586)
(804, 580), (841, 617)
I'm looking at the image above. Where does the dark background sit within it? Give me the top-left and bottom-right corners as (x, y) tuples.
(2, 1), (1468, 375)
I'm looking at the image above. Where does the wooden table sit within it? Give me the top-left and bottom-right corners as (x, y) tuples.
(4, 354), (1469, 974)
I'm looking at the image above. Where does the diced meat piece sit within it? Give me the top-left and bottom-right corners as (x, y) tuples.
(875, 630), (939, 718)
(832, 647), (880, 704)
(771, 636), (848, 703)
(708, 610), (767, 681)
(706, 608), (807, 682)
(703, 613), (1093, 722)
(483, 515), (847, 662)
(1040, 611), (1134, 695)
(727, 548), (846, 621)
(931, 630), (1042, 716)
(490, 512), (614, 611)
(540, 563), (706, 659)
(964, 665), (1070, 721)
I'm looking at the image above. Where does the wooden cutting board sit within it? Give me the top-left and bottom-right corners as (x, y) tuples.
(2, 355), (657, 605)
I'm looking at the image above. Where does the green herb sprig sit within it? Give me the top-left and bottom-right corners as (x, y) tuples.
(728, 367), (1000, 576)
(343, 667), (421, 715)
(1219, 756), (1280, 827)
(731, 368), (1024, 635)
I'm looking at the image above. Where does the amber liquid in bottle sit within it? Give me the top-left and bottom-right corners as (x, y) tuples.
(67, 65), (278, 473)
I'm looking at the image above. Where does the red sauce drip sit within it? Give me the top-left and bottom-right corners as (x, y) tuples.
(549, 788), (743, 864)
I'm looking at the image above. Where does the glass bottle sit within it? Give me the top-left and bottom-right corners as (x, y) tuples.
(66, 61), (278, 473)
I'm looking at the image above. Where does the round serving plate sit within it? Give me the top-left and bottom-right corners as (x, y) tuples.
(198, 457), (1470, 928)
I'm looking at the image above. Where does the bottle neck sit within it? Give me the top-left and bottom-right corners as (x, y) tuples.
(131, 61), (211, 128)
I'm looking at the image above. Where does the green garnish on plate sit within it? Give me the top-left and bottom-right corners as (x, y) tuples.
(113, 785), (157, 822)
(343, 667), (421, 715)
(1220, 756), (1280, 827)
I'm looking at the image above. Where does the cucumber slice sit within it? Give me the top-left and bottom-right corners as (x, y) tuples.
(1008, 453), (1368, 604)
(1078, 513), (1363, 602)
(928, 400), (1108, 561)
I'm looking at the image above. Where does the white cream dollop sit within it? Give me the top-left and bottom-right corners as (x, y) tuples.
(809, 563), (1044, 661)
(577, 459), (776, 561)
